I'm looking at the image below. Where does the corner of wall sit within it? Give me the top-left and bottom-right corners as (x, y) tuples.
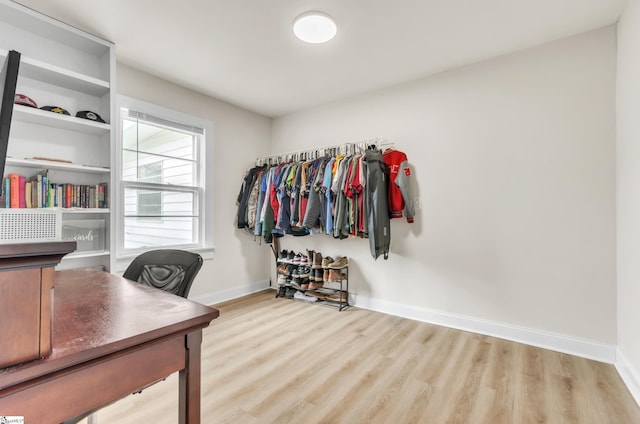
(616, 348), (640, 408)
(190, 279), (271, 306)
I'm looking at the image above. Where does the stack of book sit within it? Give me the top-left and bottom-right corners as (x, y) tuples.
(1, 171), (109, 209)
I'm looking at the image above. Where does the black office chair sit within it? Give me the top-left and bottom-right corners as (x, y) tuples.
(123, 249), (203, 299)
(62, 249), (203, 424)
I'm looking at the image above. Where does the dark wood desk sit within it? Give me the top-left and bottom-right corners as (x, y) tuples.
(0, 269), (219, 423)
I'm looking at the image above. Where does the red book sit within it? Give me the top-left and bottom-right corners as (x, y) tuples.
(18, 176), (26, 208)
(65, 184), (72, 208)
(9, 173), (19, 208)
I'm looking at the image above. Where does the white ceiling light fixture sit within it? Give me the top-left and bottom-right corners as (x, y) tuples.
(293, 11), (337, 44)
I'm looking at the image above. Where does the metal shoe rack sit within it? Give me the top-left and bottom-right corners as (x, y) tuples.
(275, 250), (350, 311)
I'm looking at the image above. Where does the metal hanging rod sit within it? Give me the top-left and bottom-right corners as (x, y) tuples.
(255, 137), (393, 165)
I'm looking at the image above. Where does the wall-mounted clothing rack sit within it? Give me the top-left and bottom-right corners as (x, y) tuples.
(256, 137), (394, 166)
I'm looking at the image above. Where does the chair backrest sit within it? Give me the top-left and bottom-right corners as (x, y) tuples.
(122, 249), (203, 298)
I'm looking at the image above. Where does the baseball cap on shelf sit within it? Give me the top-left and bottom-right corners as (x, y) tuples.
(75, 110), (106, 123)
(14, 93), (38, 108)
(40, 106), (70, 115)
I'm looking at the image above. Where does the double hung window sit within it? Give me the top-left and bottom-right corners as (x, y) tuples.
(118, 97), (211, 257)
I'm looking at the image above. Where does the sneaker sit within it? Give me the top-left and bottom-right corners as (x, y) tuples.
(294, 291), (318, 302)
(306, 249), (315, 266)
(290, 278), (302, 290)
(286, 250), (296, 263)
(299, 255), (309, 266)
(328, 256), (348, 269)
(291, 267), (300, 278)
(321, 256), (334, 268)
(293, 253), (302, 265)
(315, 268), (324, 282)
(323, 269), (330, 282)
(312, 251), (323, 269)
(278, 249), (289, 262)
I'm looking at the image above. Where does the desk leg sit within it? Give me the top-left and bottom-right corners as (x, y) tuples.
(179, 330), (203, 424)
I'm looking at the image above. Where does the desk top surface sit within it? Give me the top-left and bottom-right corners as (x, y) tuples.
(0, 268), (219, 388)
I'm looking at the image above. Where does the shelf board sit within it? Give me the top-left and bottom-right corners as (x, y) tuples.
(0, 48), (110, 96)
(12, 104), (110, 135)
(0, 2), (111, 56)
(65, 250), (110, 259)
(60, 208), (110, 214)
(0, 208), (109, 214)
(6, 157), (110, 173)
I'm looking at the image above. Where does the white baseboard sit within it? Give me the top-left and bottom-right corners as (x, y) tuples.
(190, 279), (271, 306)
(616, 349), (640, 408)
(353, 294), (617, 364)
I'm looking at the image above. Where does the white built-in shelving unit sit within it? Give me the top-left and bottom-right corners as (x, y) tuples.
(0, 0), (115, 271)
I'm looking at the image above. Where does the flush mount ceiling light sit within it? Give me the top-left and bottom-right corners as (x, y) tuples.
(293, 12), (337, 44)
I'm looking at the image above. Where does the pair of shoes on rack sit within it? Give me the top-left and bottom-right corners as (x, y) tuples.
(327, 269), (346, 282)
(279, 250), (296, 264)
(311, 251), (323, 269)
(284, 287), (296, 298)
(294, 291), (317, 302)
(308, 280), (324, 290)
(278, 264), (296, 276)
(278, 249), (289, 262)
(295, 266), (310, 279)
(326, 291), (348, 303)
(305, 290), (326, 299)
(308, 268), (324, 282)
(327, 256), (348, 269)
(321, 256), (334, 268)
(292, 253), (309, 266)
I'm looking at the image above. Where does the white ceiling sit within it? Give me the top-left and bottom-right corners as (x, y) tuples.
(13, 0), (627, 118)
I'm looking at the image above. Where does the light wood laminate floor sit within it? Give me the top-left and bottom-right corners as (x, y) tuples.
(89, 290), (640, 423)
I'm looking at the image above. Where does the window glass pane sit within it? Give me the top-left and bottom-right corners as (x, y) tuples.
(122, 118), (138, 150)
(126, 120), (194, 160)
(122, 151), (195, 185)
(124, 216), (198, 249)
(124, 188), (194, 216)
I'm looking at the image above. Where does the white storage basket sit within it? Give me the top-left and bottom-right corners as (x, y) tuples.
(0, 209), (62, 244)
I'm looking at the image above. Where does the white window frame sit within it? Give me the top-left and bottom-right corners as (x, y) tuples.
(115, 96), (214, 270)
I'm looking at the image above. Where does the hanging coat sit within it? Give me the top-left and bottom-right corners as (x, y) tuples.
(364, 147), (390, 259)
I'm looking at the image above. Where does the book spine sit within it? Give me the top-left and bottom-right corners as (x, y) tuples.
(19, 176), (26, 208)
(0, 179), (6, 208)
(32, 181), (38, 208)
(49, 183), (56, 208)
(36, 174), (43, 208)
(65, 184), (72, 208)
(103, 182), (108, 208)
(9, 173), (19, 208)
(4, 178), (9, 208)
(25, 181), (31, 208)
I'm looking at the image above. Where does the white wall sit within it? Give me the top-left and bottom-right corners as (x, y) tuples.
(272, 27), (617, 351)
(616, 0), (640, 404)
(116, 63), (273, 302)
